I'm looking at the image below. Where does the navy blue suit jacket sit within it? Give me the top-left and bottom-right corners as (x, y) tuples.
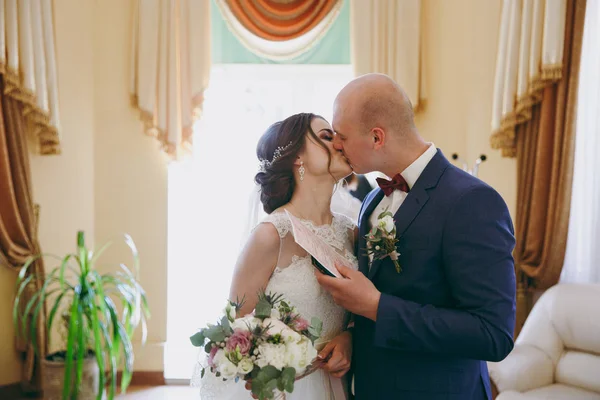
(353, 151), (516, 399)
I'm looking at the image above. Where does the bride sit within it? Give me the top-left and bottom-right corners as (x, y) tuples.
(192, 113), (358, 399)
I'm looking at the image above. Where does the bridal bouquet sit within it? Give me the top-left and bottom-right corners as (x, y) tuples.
(190, 292), (323, 400)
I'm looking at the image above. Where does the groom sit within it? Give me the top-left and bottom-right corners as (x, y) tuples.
(316, 73), (516, 399)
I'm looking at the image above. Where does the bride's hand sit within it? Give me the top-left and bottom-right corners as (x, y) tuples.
(317, 331), (352, 378)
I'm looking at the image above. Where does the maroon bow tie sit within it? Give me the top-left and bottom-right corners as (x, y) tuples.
(376, 173), (410, 196)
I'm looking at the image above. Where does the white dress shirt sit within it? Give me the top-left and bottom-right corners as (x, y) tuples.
(368, 144), (438, 264)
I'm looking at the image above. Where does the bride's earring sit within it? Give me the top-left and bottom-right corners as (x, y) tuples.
(299, 162), (305, 182)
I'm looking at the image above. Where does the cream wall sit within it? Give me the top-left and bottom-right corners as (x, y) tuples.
(0, 0), (96, 386)
(92, 0), (168, 372)
(417, 0), (516, 215)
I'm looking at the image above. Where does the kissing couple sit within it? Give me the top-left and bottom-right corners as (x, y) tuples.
(194, 73), (516, 400)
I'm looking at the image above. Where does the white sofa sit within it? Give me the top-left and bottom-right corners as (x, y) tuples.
(488, 283), (600, 400)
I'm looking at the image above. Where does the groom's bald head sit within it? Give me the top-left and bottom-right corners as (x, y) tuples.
(333, 73), (417, 138)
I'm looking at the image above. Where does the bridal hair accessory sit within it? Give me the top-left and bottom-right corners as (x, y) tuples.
(299, 162), (305, 181)
(259, 141), (294, 172)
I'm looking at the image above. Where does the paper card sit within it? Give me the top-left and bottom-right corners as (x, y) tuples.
(285, 210), (353, 278)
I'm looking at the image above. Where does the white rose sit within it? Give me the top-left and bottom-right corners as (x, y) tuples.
(224, 302), (236, 322)
(231, 315), (260, 332)
(219, 358), (239, 379)
(284, 338), (318, 375)
(263, 318), (301, 343)
(283, 342), (306, 374)
(238, 357), (254, 375)
(379, 215), (395, 233)
(255, 343), (286, 370)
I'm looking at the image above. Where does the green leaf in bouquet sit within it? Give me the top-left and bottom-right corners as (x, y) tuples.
(262, 379), (279, 399)
(220, 316), (232, 333)
(254, 298), (272, 319)
(308, 317), (323, 338)
(281, 367), (296, 393)
(204, 342), (213, 354)
(201, 368), (205, 378)
(251, 379), (264, 398)
(257, 365), (280, 382)
(204, 324), (226, 343)
(253, 378), (279, 400)
(189, 332), (205, 347)
(277, 377), (285, 392)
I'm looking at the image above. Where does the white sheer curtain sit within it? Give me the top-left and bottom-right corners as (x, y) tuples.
(350, 0), (425, 111)
(165, 64), (354, 380)
(560, 0), (600, 284)
(130, 0), (210, 159)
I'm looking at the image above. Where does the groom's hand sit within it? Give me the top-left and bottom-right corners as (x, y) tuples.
(315, 265), (381, 321)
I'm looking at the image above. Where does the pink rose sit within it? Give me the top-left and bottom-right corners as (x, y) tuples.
(207, 346), (218, 368)
(226, 329), (252, 355)
(292, 316), (310, 332)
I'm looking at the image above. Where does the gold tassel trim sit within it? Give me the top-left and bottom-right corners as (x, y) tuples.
(0, 63), (61, 155)
(540, 63), (562, 82)
(491, 63), (563, 158)
(130, 91), (205, 160)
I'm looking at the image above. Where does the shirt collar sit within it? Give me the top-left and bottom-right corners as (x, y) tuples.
(401, 143), (437, 189)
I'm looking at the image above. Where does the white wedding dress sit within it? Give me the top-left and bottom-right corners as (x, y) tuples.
(192, 211), (358, 400)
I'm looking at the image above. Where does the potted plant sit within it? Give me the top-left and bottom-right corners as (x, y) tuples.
(13, 231), (150, 400)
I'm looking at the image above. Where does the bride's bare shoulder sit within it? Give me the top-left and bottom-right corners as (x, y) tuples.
(247, 222), (280, 248)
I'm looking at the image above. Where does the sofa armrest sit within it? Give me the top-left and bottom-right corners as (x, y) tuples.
(488, 344), (554, 393)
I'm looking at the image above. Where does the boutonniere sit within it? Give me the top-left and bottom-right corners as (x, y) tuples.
(364, 208), (402, 273)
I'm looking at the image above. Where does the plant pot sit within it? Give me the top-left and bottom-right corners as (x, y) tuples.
(42, 351), (104, 400)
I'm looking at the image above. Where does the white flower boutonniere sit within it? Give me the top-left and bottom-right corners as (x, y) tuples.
(364, 208), (401, 273)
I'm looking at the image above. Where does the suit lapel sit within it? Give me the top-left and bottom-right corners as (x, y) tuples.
(358, 189), (384, 275)
(367, 150), (451, 280)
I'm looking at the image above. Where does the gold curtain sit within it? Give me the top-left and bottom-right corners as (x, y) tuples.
(1, 0), (62, 155)
(491, 0), (568, 157)
(513, 0), (586, 334)
(0, 73), (46, 392)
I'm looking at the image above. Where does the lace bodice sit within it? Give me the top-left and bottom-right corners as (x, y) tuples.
(261, 212), (358, 342)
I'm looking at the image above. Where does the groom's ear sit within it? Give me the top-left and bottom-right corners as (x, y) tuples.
(372, 128), (385, 150)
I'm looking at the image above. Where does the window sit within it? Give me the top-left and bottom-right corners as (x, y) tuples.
(165, 64), (354, 380)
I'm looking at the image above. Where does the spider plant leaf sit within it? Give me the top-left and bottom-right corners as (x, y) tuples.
(63, 294), (80, 400)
